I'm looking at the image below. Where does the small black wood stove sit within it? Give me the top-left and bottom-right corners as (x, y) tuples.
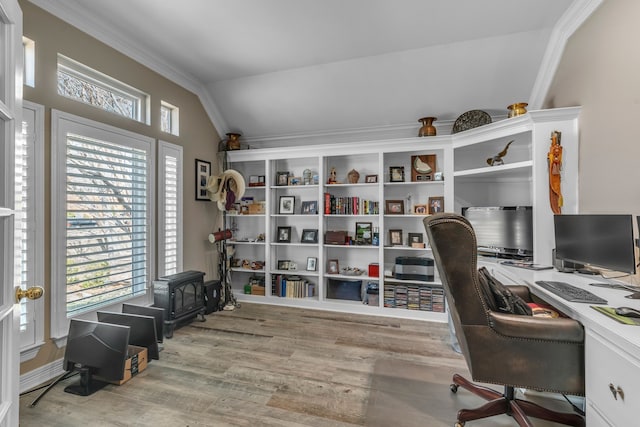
(153, 270), (206, 338)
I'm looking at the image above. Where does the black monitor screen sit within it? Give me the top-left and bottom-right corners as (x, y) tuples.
(554, 214), (636, 274)
(462, 206), (533, 258)
(64, 319), (130, 382)
(122, 303), (165, 343)
(97, 311), (160, 360)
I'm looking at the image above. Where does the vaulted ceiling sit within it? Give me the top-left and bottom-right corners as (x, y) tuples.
(30, 0), (594, 144)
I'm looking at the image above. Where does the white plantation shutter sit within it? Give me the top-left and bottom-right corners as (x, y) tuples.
(158, 141), (183, 277)
(15, 119), (29, 332)
(51, 110), (155, 335)
(65, 135), (149, 315)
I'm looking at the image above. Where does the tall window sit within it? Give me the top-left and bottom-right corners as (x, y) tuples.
(158, 141), (183, 277)
(51, 110), (155, 338)
(160, 101), (179, 135)
(17, 102), (45, 360)
(57, 54), (150, 124)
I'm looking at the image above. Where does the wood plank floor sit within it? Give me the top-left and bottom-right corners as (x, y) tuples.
(19, 302), (576, 426)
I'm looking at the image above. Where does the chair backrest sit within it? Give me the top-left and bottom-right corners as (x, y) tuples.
(423, 213), (491, 363)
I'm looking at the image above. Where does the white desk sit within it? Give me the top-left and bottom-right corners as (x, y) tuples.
(481, 260), (640, 427)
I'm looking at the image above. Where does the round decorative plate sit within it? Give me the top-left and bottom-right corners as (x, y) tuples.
(452, 110), (492, 134)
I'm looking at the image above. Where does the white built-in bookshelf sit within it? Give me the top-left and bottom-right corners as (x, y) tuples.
(222, 107), (580, 322)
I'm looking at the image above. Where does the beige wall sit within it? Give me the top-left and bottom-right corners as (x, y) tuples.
(20, 1), (221, 374)
(544, 0), (640, 216)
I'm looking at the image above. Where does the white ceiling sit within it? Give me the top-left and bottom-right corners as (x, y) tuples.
(30, 0), (587, 143)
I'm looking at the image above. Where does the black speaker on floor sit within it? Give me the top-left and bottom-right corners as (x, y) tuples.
(203, 280), (222, 314)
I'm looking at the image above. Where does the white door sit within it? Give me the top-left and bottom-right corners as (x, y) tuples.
(0, 0), (22, 425)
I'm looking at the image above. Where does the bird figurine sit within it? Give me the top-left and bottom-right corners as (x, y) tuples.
(486, 140), (514, 166)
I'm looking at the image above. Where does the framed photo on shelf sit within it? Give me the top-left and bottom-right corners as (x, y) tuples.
(428, 196), (444, 214)
(389, 166), (405, 182)
(365, 174), (378, 183)
(277, 226), (292, 243)
(301, 200), (318, 214)
(279, 196), (295, 214)
(276, 171), (289, 186)
(389, 229), (403, 246)
(355, 222), (373, 245)
(327, 259), (339, 274)
(408, 232), (424, 245)
(195, 159), (211, 201)
(277, 260), (291, 270)
(306, 257), (317, 271)
(385, 200), (404, 215)
(414, 204), (427, 215)
(301, 229), (319, 243)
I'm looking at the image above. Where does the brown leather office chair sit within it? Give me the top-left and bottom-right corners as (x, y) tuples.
(423, 213), (585, 427)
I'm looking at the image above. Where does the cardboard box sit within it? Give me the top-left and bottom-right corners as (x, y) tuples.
(110, 345), (148, 385)
(251, 285), (265, 295)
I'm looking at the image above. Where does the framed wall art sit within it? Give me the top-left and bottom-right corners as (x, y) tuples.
(195, 159), (211, 201)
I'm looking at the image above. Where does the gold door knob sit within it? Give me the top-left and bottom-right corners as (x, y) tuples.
(15, 286), (44, 303)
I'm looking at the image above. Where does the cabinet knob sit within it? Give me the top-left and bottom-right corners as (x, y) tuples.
(608, 383), (625, 400)
(609, 383), (618, 400)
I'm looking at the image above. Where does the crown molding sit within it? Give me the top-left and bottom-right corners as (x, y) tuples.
(27, 0), (228, 138)
(529, 0), (604, 109)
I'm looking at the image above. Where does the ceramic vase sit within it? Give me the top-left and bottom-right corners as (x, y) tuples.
(418, 117), (437, 137)
(507, 103), (528, 118)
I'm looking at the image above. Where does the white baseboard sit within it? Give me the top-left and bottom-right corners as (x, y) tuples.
(20, 358), (65, 394)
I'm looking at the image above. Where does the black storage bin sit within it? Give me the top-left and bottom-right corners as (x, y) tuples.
(203, 280), (222, 314)
(327, 279), (362, 301)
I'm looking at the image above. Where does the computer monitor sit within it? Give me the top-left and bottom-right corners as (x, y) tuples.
(97, 311), (160, 360)
(554, 214), (636, 275)
(462, 206), (533, 259)
(63, 319), (131, 396)
(122, 303), (165, 342)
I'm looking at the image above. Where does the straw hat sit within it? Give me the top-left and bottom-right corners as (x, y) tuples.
(206, 169), (246, 211)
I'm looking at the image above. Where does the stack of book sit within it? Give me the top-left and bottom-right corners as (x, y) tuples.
(324, 193), (378, 215)
(271, 275), (315, 298)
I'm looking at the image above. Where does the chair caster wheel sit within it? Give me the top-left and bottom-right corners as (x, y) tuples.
(450, 383), (459, 393)
(455, 422), (465, 427)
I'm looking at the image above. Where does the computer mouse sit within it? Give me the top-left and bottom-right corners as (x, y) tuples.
(614, 306), (640, 318)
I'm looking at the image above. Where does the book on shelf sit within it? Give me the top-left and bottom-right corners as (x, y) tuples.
(323, 192), (378, 215)
(271, 274), (315, 298)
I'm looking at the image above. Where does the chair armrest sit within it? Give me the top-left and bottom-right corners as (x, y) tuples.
(488, 311), (584, 343)
(506, 285), (532, 302)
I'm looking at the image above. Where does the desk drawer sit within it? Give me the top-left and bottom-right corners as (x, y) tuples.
(586, 331), (640, 426)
